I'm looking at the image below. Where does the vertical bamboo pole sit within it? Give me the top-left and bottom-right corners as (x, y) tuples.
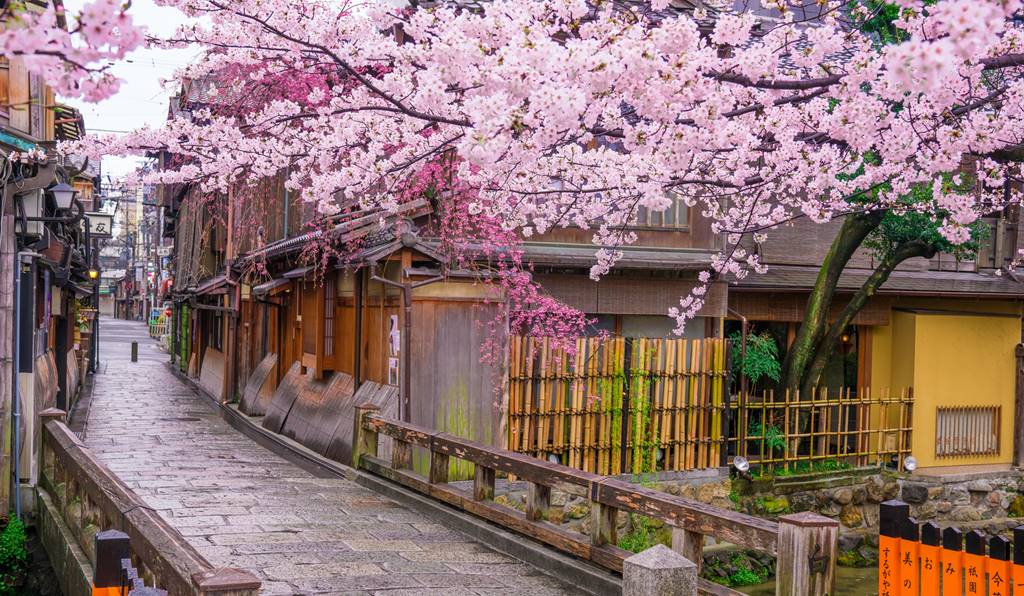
(522, 338), (536, 453)
(673, 339), (685, 470)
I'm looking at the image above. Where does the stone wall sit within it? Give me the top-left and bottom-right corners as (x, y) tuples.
(898, 471), (1024, 525)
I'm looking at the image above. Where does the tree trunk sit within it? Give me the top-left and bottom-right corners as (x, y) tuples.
(799, 240), (937, 396)
(781, 212), (884, 393)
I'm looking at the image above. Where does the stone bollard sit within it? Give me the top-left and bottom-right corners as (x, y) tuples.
(131, 341), (138, 362)
(622, 544), (698, 596)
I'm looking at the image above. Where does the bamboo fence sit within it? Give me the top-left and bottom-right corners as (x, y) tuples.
(507, 336), (728, 475)
(731, 387), (914, 471)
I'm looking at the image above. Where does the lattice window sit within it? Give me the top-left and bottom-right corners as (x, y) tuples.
(324, 281), (335, 357)
(935, 406), (1001, 458)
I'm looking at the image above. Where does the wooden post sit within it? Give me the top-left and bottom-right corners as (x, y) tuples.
(775, 512), (838, 596)
(351, 404), (380, 468)
(430, 436), (450, 487)
(1014, 344), (1024, 467)
(392, 439), (412, 470)
(671, 527), (704, 573)
(473, 465), (495, 501)
(591, 502), (618, 547)
(525, 481), (550, 522)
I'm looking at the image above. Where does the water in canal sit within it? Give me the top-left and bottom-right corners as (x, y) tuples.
(739, 566), (878, 595)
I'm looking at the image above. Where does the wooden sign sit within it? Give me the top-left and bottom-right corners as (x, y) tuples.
(85, 212), (113, 238)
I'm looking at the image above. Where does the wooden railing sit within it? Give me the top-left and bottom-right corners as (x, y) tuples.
(352, 404), (840, 596)
(37, 409), (261, 596)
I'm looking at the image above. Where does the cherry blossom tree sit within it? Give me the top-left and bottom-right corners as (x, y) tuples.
(1, 0), (144, 101)
(68, 0), (1024, 384)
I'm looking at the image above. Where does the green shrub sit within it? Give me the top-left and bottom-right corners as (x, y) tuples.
(617, 514), (670, 553)
(0, 516), (27, 595)
(728, 567), (765, 586)
(729, 331), (781, 386)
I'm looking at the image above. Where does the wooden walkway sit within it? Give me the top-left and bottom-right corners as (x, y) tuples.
(82, 319), (580, 595)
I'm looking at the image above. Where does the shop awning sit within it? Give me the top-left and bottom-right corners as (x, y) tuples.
(195, 274), (229, 295)
(252, 278), (291, 296)
(283, 266), (313, 279)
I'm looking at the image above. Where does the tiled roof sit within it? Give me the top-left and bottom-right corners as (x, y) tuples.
(733, 264), (1024, 297)
(521, 242), (715, 270)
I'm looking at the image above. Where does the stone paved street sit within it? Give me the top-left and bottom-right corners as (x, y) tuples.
(82, 318), (580, 595)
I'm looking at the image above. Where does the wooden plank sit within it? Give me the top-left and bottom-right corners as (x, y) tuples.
(363, 414), (433, 447)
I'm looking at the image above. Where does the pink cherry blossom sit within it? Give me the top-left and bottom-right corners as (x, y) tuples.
(63, 0), (1024, 338)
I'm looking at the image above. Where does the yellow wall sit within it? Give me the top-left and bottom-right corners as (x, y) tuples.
(870, 300), (1021, 469)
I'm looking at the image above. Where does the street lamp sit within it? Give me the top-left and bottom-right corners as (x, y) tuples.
(88, 269), (99, 280)
(48, 182), (78, 211)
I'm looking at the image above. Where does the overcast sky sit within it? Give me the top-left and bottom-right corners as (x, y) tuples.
(62, 0), (200, 180)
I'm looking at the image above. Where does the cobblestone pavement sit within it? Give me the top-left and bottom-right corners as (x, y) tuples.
(83, 318), (580, 595)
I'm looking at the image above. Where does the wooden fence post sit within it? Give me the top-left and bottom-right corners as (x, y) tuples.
(351, 404), (379, 468)
(473, 465), (495, 501)
(1015, 344), (1024, 467)
(775, 512), (838, 596)
(591, 502), (618, 548)
(671, 527), (704, 574)
(429, 436), (449, 484)
(525, 482), (550, 522)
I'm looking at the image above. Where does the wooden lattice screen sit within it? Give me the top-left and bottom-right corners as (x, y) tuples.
(507, 336), (728, 475)
(935, 405), (1001, 458)
(730, 388), (914, 471)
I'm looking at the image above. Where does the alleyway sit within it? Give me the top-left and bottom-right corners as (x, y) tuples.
(81, 318), (580, 595)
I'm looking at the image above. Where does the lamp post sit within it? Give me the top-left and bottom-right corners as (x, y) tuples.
(48, 182), (77, 211)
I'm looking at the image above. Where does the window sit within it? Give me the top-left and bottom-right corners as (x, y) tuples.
(633, 192), (689, 229)
(208, 312), (224, 351)
(935, 405), (1000, 457)
(324, 280), (336, 357)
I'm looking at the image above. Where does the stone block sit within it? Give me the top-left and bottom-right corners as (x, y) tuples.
(840, 504), (864, 528)
(968, 480), (993, 493)
(832, 488), (853, 505)
(622, 544), (697, 596)
(901, 482), (928, 504)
